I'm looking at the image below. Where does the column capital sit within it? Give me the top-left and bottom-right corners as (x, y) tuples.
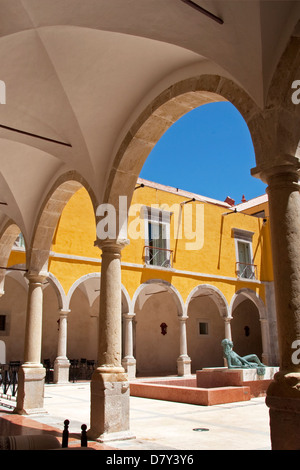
(252, 158), (300, 185)
(178, 315), (189, 321)
(58, 309), (71, 317)
(25, 271), (48, 284)
(122, 312), (136, 320)
(224, 316), (233, 323)
(94, 238), (129, 252)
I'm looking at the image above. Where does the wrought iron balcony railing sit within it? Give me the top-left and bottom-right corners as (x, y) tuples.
(143, 245), (173, 268)
(236, 262), (257, 280)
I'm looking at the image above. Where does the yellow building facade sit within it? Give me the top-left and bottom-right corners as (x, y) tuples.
(0, 178), (277, 380)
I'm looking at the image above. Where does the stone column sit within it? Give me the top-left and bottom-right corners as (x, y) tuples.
(177, 316), (191, 376)
(260, 317), (270, 366)
(223, 316), (232, 367)
(15, 273), (46, 415)
(88, 238), (133, 442)
(54, 310), (70, 383)
(264, 164), (300, 449)
(122, 313), (136, 378)
(224, 316), (232, 341)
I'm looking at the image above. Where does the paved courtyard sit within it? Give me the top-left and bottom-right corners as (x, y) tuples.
(22, 382), (272, 451)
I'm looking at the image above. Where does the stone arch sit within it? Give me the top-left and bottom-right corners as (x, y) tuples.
(251, 34), (300, 181)
(121, 285), (131, 315)
(185, 284), (229, 318)
(42, 273), (68, 365)
(5, 265), (28, 292)
(46, 273), (67, 312)
(104, 74), (265, 218)
(66, 272), (101, 362)
(66, 272), (101, 311)
(28, 171), (98, 274)
(265, 35), (300, 161)
(185, 284), (229, 371)
(0, 221), (26, 294)
(65, 273), (131, 361)
(229, 288), (266, 320)
(229, 288), (268, 364)
(132, 279), (185, 316)
(66, 272), (130, 313)
(132, 279), (184, 376)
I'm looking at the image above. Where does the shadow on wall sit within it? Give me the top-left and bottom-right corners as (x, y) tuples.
(187, 295), (224, 373)
(135, 291), (180, 376)
(231, 298), (262, 360)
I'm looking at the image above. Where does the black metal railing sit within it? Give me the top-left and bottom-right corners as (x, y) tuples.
(69, 359), (96, 383)
(0, 362), (20, 398)
(236, 262), (257, 280)
(143, 245), (173, 268)
(43, 358), (96, 383)
(43, 359), (54, 384)
(0, 359), (96, 397)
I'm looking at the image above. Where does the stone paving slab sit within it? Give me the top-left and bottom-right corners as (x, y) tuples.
(25, 382), (272, 451)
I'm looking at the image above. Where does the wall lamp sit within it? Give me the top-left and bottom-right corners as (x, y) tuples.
(180, 197), (195, 205)
(222, 209), (237, 216)
(134, 184), (144, 190)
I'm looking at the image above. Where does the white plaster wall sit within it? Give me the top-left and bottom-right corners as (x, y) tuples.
(187, 296), (225, 372)
(135, 292), (180, 376)
(0, 276), (27, 363)
(68, 288), (98, 361)
(42, 285), (61, 364)
(231, 298), (263, 360)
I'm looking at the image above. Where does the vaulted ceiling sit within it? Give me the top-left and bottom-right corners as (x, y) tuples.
(0, 0), (299, 245)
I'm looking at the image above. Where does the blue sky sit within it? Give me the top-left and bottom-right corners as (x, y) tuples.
(139, 102), (267, 205)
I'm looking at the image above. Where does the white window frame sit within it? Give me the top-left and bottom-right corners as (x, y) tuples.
(141, 206), (171, 267)
(232, 228), (255, 279)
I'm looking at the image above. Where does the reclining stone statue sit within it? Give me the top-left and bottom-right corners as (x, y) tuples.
(221, 338), (266, 376)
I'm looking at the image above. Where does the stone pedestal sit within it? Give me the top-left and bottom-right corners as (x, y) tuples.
(88, 368), (133, 442)
(53, 357), (70, 384)
(177, 356), (191, 376)
(196, 367), (279, 398)
(266, 371), (300, 450)
(122, 357), (136, 379)
(15, 365), (46, 415)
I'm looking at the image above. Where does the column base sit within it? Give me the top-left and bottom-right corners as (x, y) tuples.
(14, 365), (47, 415)
(122, 357), (136, 379)
(87, 367), (135, 442)
(53, 357), (70, 384)
(90, 430), (135, 443)
(266, 371), (300, 450)
(177, 355), (191, 376)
